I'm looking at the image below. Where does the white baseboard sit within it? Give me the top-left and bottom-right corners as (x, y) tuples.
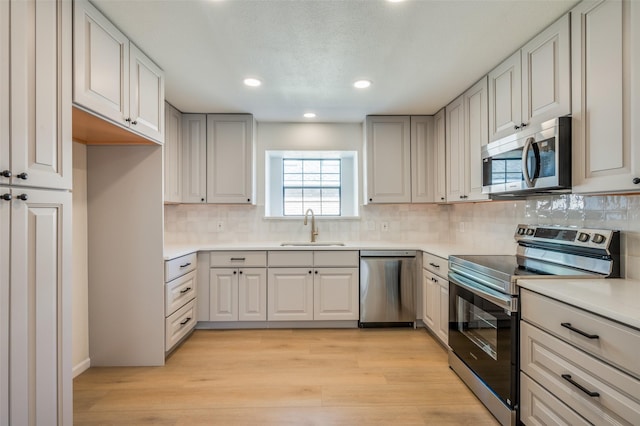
(72, 357), (91, 378)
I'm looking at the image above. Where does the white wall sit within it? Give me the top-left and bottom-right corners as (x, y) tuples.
(72, 142), (90, 377)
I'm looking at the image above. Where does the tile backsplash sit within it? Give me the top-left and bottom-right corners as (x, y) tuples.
(165, 193), (640, 279)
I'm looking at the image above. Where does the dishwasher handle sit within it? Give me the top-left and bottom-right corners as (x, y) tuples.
(360, 250), (416, 257)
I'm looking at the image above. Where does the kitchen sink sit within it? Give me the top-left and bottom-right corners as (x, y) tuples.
(280, 241), (345, 247)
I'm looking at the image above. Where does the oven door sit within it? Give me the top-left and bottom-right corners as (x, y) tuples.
(448, 271), (518, 408)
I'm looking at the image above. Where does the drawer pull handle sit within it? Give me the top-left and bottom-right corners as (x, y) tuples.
(179, 287), (192, 294)
(561, 322), (599, 339)
(429, 262), (440, 268)
(179, 262), (192, 268)
(561, 374), (600, 397)
(230, 257), (246, 261)
(180, 317), (192, 326)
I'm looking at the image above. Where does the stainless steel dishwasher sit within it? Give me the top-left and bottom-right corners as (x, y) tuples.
(359, 250), (417, 327)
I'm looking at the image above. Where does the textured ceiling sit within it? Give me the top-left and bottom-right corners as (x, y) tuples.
(91, 0), (578, 122)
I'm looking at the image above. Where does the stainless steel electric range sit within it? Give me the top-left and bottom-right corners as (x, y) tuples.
(447, 224), (620, 426)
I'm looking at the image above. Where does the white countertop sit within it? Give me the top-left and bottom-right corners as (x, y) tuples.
(518, 278), (640, 330)
(164, 241), (513, 261)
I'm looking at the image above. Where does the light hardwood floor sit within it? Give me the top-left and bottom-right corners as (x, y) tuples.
(74, 328), (499, 425)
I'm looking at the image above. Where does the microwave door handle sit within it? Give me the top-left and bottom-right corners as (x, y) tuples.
(521, 137), (535, 188)
(532, 142), (541, 180)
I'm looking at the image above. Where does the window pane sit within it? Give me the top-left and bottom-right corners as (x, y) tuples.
(282, 158), (342, 216)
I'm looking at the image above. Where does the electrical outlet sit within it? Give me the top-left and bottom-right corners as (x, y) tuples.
(217, 221), (225, 232)
(381, 222), (389, 232)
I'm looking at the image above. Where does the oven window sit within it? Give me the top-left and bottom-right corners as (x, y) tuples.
(457, 296), (498, 360)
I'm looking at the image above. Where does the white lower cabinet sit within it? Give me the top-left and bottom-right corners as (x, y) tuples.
(520, 289), (640, 425)
(164, 253), (197, 353)
(209, 268), (267, 321)
(267, 268), (314, 321)
(422, 252), (449, 346)
(313, 268), (359, 321)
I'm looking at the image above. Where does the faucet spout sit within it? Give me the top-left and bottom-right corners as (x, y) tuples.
(304, 208), (318, 243)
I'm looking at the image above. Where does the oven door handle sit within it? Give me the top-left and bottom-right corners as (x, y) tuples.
(449, 272), (517, 312)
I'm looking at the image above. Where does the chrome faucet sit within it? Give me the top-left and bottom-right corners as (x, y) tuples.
(304, 208), (319, 243)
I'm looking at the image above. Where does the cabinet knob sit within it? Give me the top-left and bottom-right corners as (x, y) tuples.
(440, 197), (445, 201)
(247, 198), (251, 202)
(633, 177), (640, 185)
(308, 270), (312, 274)
(16, 172), (28, 180)
(16, 194), (28, 201)
(369, 198), (373, 202)
(315, 270), (318, 274)
(514, 125), (520, 130)
(200, 198), (205, 202)
(239, 270), (243, 274)
(1, 194), (11, 201)
(1, 170), (11, 178)
(131, 120), (137, 125)
(233, 271), (237, 275)
(521, 122), (528, 128)
(125, 117), (131, 123)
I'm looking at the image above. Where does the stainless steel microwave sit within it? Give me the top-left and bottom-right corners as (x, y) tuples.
(481, 117), (571, 196)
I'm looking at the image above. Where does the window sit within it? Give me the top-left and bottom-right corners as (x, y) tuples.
(265, 151), (358, 218)
(283, 159), (341, 216)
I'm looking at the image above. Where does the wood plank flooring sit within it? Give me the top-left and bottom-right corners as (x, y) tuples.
(74, 328), (499, 425)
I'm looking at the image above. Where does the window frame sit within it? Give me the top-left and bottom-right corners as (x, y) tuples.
(282, 158), (342, 216)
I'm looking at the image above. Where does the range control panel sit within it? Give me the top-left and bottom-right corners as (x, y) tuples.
(514, 224), (618, 250)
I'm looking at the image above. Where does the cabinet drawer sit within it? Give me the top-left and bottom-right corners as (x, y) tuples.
(268, 250), (313, 267)
(210, 251), (266, 268)
(165, 253), (197, 282)
(423, 252), (448, 278)
(521, 289), (640, 378)
(520, 372), (590, 426)
(521, 321), (640, 425)
(314, 251), (359, 267)
(165, 299), (196, 352)
(166, 270), (196, 317)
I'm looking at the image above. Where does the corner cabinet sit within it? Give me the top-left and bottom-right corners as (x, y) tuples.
(488, 13), (570, 142)
(446, 78), (489, 202)
(73, 0), (165, 144)
(365, 116), (412, 203)
(571, 0), (640, 193)
(164, 102), (182, 203)
(206, 114), (255, 204)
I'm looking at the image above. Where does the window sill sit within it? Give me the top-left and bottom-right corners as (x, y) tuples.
(263, 216), (360, 221)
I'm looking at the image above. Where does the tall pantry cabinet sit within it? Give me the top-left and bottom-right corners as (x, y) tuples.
(1, 0), (73, 424)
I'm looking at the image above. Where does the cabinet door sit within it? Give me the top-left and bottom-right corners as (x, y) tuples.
(10, 188), (71, 426)
(488, 50), (522, 142)
(206, 114), (254, 204)
(521, 13), (570, 127)
(0, 0), (8, 186)
(238, 268), (267, 321)
(464, 77), (490, 202)
(314, 268), (359, 321)
(10, 0), (71, 190)
(445, 95), (465, 201)
(73, 0), (129, 127)
(410, 116), (435, 203)
(437, 279), (449, 345)
(365, 116), (411, 203)
(209, 269), (238, 321)
(422, 269), (436, 330)
(181, 114), (207, 203)
(433, 108), (447, 203)
(129, 43), (164, 143)
(572, 0), (640, 193)
(164, 102), (182, 203)
(268, 268), (314, 321)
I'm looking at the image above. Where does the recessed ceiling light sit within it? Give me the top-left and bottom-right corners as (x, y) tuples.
(243, 78), (262, 87)
(303, 113), (316, 118)
(354, 80), (372, 89)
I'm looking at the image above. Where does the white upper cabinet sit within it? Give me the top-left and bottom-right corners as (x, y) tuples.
(410, 116), (436, 203)
(164, 102), (182, 203)
(489, 13), (570, 142)
(73, 0), (164, 144)
(365, 116), (412, 203)
(488, 51), (522, 142)
(1, 0), (72, 190)
(446, 78), (489, 203)
(206, 114), (255, 204)
(181, 114), (207, 203)
(433, 109), (447, 203)
(572, 0), (640, 193)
